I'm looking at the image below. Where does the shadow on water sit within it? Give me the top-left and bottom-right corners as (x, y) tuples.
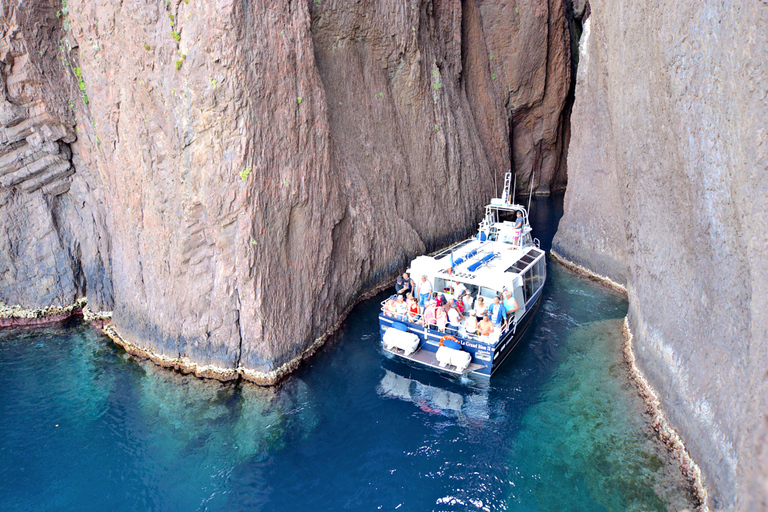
(0, 195), (695, 511)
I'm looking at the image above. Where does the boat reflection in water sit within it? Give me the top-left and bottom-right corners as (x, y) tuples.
(377, 366), (490, 422)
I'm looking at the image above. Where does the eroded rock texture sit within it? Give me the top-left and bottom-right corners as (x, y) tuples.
(1, 1), (572, 382)
(553, 1), (768, 508)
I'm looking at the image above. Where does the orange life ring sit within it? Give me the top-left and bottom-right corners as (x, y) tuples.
(439, 334), (459, 347)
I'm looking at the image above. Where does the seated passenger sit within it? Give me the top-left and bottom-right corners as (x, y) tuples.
(395, 295), (407, 320)
(478, 315), (494, 336)
(422, 304), (438, 328)
(503, 289), (519, 319)
(383, 297), (398, 317)
(435, 305), (448, 332)
(406, 293), (420, 322)
(464, 311), (478, 335)
(447, 305), (461, 327)
(488, 296), (507, 327)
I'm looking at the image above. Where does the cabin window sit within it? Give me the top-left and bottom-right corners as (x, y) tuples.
(523, 269), (534, 303)
(479, 286), (498, 299)
(521, 257), (546, 303)
(531, 258), (546, 293)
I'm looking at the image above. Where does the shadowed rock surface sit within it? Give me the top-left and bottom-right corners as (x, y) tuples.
(553, 1), (768, 508)
(1, 0), (572, 380)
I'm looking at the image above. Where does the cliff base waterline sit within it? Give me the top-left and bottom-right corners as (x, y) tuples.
(550, 250), (708, 509)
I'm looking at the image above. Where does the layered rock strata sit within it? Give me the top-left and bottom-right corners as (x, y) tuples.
(1, 1), (573, 383)
(553, 1), (768, 508)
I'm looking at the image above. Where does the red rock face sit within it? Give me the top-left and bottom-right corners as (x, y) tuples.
(0, 1), (573, 382)
(478, 0), (572, 195)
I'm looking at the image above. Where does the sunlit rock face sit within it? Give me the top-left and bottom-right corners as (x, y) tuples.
(553, 1), (768, 508)
(0, 1), (572, 381)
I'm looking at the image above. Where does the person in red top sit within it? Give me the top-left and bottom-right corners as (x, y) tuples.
(406, 293), (420, 322)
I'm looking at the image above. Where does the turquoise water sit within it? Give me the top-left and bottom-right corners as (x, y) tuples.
(0, 200), (695, 511)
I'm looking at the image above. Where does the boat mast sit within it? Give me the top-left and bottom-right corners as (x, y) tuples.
(527, 171), (535, 218)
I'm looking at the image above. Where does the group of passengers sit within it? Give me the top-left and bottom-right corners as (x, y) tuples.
(383, 274), (519, 338)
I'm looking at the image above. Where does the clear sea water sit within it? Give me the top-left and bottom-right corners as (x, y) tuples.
(0, 197), (695, 511)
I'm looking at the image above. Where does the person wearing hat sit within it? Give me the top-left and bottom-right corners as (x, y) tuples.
(395, 275), (406, 296)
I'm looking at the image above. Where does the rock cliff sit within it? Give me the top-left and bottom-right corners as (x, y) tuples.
(1, 1), (572, 382)
(553, 1), (768, 508)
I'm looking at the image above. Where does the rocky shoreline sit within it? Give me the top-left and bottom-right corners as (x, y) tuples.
(0, 298), (87, 328)
(102, 276), (395, 385)
(551, 250), (708, 510)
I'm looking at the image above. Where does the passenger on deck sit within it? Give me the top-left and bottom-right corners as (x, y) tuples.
(474, 297), (488, 320)
(488, 296), (507, 327)
(447, 298), (463, 316)
(383, 297), (398, 317)
(403, 273), (415, 296)
(461, 291), (474, 313)
(395, 295), (407, 320)
(435, 305), (448, 332)
(464, 311), (478, 335)
(478, 315), (494, 336)
(422, 303), (438, 328)
(510, 211), (523, 248)
(503, 289), (519, 320)
(453, 281), (467, 298)
(418, 276), (433, 307)
(447, 304), (461, 329)
(406, 293), (420, 322)
(395, 276), (407, 296)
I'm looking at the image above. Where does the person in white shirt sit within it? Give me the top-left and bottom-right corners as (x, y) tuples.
(418, 276), (433, 307)
(474, 296), (488, 320)
(447, 305), (461, 327)
(464, 310), (478, 334)
(461, 291), (474, 313)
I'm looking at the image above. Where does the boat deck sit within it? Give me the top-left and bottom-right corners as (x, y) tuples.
(384, 345), (486, 375)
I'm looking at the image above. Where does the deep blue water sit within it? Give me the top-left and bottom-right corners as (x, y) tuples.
(0, 197), (694, 511)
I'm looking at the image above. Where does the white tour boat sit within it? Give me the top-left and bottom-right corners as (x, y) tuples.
(378, 172), (546, 378)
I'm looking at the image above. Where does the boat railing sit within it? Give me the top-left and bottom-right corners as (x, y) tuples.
(380, 299), (519, 343)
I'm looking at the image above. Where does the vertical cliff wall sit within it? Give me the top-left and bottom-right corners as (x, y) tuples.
(553, 1), (768, 508)
(1, 1), (572, 383)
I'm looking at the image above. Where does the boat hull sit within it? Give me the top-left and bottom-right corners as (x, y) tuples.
(378, 286), (543, 378)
